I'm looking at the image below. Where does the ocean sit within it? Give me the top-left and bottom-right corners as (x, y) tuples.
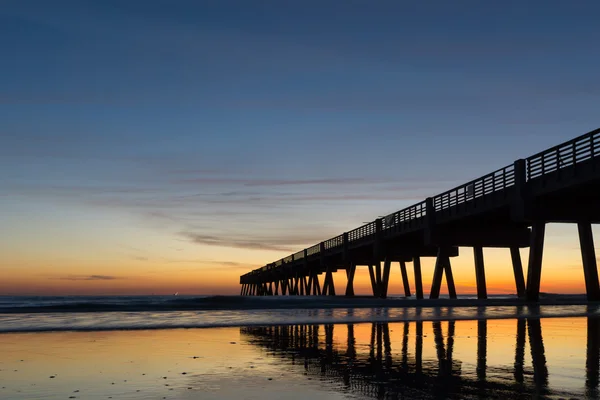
(0, 294), (597, 333)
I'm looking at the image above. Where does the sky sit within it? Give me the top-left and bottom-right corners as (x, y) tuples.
(1, 0), (599, 295)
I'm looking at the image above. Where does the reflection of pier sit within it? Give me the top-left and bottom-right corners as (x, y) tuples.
(241, 317), (600, 399)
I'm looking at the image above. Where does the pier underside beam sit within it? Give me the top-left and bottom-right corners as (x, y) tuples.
(430, 226), (531, 248)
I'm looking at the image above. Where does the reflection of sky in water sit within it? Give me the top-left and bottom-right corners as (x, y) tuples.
(0, 317), (597, 399)
(0, 304), (599, 332)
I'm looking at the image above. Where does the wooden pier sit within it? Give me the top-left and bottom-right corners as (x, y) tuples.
(240, 128), (600, 301)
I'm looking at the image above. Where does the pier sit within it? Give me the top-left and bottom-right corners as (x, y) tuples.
(240, 128), (600, 301)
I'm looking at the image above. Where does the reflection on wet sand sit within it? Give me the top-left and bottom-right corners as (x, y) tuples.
(242, 317), (600, 399)
(589, 317), (600, 399)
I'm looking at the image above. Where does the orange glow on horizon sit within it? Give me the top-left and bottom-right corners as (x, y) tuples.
(0, 224), (596, 296)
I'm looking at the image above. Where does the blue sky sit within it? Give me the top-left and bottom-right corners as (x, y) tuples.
(1, 1), (599, 294)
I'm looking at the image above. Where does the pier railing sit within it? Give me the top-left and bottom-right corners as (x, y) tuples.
(526, 127), (600, 179)
(433, 164), (516, 212)
(241, 127), (600, 279)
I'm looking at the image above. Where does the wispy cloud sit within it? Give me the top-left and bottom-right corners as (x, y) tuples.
(58, 275), (120, 281)
(179, 232), (320, 253)
(178, 177), (379, 186)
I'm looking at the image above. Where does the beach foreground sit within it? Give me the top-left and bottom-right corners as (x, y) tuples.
(0, 315), (598, 399)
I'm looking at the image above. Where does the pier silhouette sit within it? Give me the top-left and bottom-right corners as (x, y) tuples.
(240, 128), (600, 301)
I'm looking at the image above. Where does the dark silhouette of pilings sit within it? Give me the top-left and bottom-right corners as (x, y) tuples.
(241, 316), (584, 399)
(430, 247), (457, 299)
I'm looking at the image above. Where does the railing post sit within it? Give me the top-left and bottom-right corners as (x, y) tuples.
(374, 219), (383, 259)
(343, 232), (349, 262)
(424, 197), (436, 245)
(511, 159), (527, 222)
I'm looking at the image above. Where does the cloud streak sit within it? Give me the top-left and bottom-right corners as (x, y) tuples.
(179, 232), (321, 253)
(58, 275), (120, 281)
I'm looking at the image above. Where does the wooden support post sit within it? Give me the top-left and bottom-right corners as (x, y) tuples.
(268, 281), (273, 296)
(300, 275), (308, 296)
(326, 267), (336, 296)
(413, 256), (424, 299)
(280, 279), (287, 295)
(578, 221), (600, 301)
(380, 259), (391, 298)
(526, 222), (546, 301)
(431, 248), (457, 299)
(430, 251), (444, 299)
(444, 255), (457, 299)
(368, 264), (378, 297)
(322, 271), (329, 296)
(293, 277), (298, 295)
(510, 247), (526, 298)
(306, 275), (313, 295)
(375, 262), (382, 297)
(473, 246), (487, 300)
(299, 276), (305, 295)
(345, 263), (356, 297)
(399, 261), (411, 297)
(313, 273), (321, 295)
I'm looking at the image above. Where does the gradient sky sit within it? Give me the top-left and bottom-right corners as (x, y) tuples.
(1, 1), (599, 295)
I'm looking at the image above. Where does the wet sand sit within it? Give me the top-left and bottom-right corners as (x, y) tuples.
(0, 316), (598, 399)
